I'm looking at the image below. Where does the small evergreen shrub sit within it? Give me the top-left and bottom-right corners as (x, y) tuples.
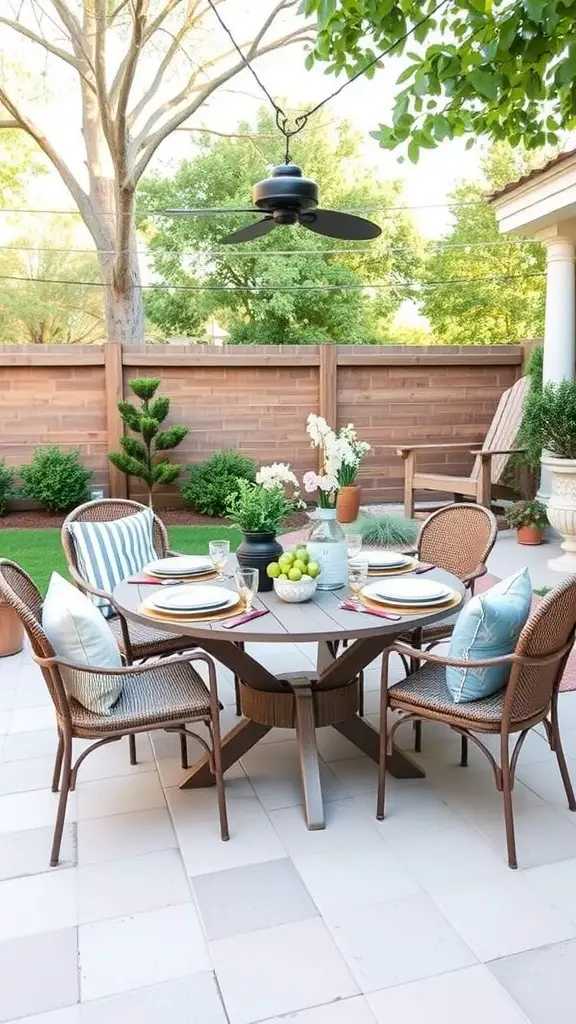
(0, 459), (15, 516)
(20, 446), (93, 513)
(181, 450), (256, 517)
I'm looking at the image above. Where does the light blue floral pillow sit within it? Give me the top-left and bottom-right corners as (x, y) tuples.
(446, 568), (532, 704)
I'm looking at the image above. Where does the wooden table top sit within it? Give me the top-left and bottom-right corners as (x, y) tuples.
(113, 558), (465, 644)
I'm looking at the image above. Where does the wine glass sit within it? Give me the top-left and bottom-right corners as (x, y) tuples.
(209, 539), (230, 579)
(348, 557), (369, 605)
(234, 567), (258, 612)
(346, 534), (363, 560)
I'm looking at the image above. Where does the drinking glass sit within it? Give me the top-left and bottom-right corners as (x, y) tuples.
(209, 539), (230, 579)
(348, 558), (369, 604)
(234, 567), (258, 612)
(346, 534), (363, 560)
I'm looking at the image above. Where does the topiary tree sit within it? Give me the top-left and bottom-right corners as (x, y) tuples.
(108, 378), (188, 507)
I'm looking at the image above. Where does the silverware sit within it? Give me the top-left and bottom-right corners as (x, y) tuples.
(339, 601), (401, 621)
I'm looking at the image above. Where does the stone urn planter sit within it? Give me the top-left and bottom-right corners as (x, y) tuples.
(0, 602), (24, 658)
(543, 456), (576, 571)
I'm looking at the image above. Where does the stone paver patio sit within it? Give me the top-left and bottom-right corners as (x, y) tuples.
(1, 530), (576, 1023)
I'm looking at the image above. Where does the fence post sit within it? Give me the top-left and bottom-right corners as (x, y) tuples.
(318, 344), (337, 428)
(104, 342), (127, 498)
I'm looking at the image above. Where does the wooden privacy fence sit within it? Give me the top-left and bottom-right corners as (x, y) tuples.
(0, 343), (526, 508)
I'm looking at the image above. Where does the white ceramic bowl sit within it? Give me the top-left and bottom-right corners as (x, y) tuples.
(273, 577), (317, 603)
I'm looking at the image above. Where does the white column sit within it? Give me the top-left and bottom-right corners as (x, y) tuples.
(536, 237), (576, 501)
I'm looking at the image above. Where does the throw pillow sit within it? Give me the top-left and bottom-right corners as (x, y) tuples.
(42, 572), (123, 714)
(446, 567), (533, 704)
(67, 507), (157, 618)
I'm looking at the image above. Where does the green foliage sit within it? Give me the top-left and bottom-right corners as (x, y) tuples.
(225, 478), (298, 534)
(523, 379), (576, 461)
(108, 378), (187, 505)
(20, 446), (92, 513)
(304, 0), (576, 159)
(137, 107), (422, 343)
(344, 513), (419, 547)
(422, 146), (545, 344)
(181, 451), (256, 517)
(0, 459), (15, 516)
(505, 499), (548, 530)
(517, 345), (544, 470)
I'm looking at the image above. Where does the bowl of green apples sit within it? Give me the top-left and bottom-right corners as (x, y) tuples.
(266, 545), (321, 603)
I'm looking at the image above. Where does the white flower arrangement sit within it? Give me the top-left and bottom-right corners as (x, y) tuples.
(305, 415), (371, 505)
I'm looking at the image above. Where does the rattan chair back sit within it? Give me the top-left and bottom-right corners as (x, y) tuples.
(417, 503), (498, 583)
(61, 499), (169, 578)
(0, 559), (71, 722)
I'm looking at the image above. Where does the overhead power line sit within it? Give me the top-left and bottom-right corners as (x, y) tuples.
(0, 201), (490, 215)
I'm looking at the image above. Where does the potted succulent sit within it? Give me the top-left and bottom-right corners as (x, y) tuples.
(505, 500), (548, 546)
(226, 463), (303, 591)
(527, 379), (576, 570)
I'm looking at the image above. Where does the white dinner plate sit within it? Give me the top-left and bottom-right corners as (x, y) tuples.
(145, 556), (213, 577)
(152, 585), (237, 613)
(362, 550), (411, 568)
(362, 578), (454, 605)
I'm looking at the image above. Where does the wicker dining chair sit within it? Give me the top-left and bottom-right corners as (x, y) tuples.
(0, 559), (229, 867)
(406, 503), (498, 754)
(377, 576), (576, 869)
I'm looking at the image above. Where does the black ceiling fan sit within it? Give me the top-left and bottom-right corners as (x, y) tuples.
(162, 162), (382, 244)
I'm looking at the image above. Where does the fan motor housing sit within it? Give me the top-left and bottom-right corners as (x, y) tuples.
(252, 163), (318, 213)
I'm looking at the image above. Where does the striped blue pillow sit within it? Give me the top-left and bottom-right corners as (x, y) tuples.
(67, 508), (157, 618)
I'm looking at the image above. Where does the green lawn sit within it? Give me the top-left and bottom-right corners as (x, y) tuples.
(0, 525), (242, 594)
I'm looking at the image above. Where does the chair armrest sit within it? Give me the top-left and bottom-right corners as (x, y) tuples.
(394, 443), (479, 458)
(67, 564), (116, 606)
(32, 649), (214, 677)
(387, 640), (570, 671)
(470, 447), (525, 457)
(461, 564), (487, 589)
(166, 549), (184, 557)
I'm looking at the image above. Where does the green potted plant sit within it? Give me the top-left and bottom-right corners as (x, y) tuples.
(505, 500), (548, 546)
(526, 379), (576, 570)
(226, 464), (303, 591)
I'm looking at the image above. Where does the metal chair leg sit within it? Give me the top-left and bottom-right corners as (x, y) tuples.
(460, 735), (468, 767)
(500, 732), (518, 869)
(50, 736), (72, 867)
(129, 733), (137, 765)
(551, 696), (576, 811)
(413, 720), (422, 752)
(179, 729), (189, 770)
(376, 658), (390, 820)
(51, 730), (64, 793)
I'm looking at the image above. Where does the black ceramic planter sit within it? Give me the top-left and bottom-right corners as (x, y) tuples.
(236, 532), (283, 592)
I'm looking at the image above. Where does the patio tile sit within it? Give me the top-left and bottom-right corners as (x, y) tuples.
(367, 965), (529, 1023)
(239, 738), (347, 809)
(76, 771), (165, 820)
(384, 820), (514, 892)
(1, 728), (59, 761)
(13, 683), (52, 709)
(9, 1010), (79, 1024)
(263, 996), (377, 1023)
(490, 938), (576, 1024)
(526, 856), (576, 923)
(268, 798), (386, 857)
(78, 848), (191, 924)
(0, 786), (76, 834)
(476, 803), (576, 868)
(77, 807), (177, 865)
(0, 867), (77, 941)
(0, 824), (76, 880)
(314, 726), (367, 762)
(327, 894), (477, 992)
(0, 690), (15, 712)
(80, 973), (227, 1024)
(0, 755), (57, 795)
(0, 928), (78, 1022)
(0, 712), (11, 735)
(516, 755), (576, 815)
(76, 735), (156, 782)
(430, 874), (576, 961)
(354, 784), (465, 837)
(210, 917), (358, 1024)
(8, 706), (56, 733)
(192, 857), (317, 940)
(292, 846), (421, 917)
(79, 903), (210, 1001)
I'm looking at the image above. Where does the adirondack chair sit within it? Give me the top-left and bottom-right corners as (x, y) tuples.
(398, 376), (529, 518)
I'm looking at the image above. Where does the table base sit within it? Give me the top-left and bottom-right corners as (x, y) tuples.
(180, 677), (424, 829)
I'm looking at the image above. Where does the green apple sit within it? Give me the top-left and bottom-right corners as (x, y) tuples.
(278, 573), (288, 581)
(288, 566), (302, 581)
(293, 559), (307, 573)
(307, 561), (320, 578)
(295, 547), (309, 564)
(266, 562), (281, 578)
(280, 552), (295, 566)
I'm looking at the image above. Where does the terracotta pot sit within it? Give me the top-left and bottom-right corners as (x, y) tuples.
(0, 602), (24, 658)
(336, 485), (361, 524)
(517, 526), (543, 546)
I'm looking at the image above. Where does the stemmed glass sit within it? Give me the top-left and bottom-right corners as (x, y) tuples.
(209, 539), (230, 580)
(348, 557), (369, 605)
(234, 567), (258, 612)
(346, 534), (363, 560)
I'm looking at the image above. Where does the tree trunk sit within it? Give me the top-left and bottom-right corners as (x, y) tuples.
(98, 247), (145, 346)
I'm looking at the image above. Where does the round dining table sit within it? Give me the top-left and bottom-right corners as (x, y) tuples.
(114, 560), (464, 830)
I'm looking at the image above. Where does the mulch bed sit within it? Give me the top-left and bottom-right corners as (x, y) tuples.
(0, 508), (310, 531)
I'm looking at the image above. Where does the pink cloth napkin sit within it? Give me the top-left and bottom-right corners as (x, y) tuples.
(127, 573), (166, 584)
(222, 608), (269, 630)
(339, 600), (401, 621)
(413, 563), (435, 575)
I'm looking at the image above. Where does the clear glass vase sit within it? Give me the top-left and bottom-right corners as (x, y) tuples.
(307, 508), (347, 590)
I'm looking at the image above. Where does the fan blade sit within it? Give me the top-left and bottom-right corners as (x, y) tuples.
(160, 208), (260, 217)
(220, 218), (277, 244)
(300, 209), (381, 240)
